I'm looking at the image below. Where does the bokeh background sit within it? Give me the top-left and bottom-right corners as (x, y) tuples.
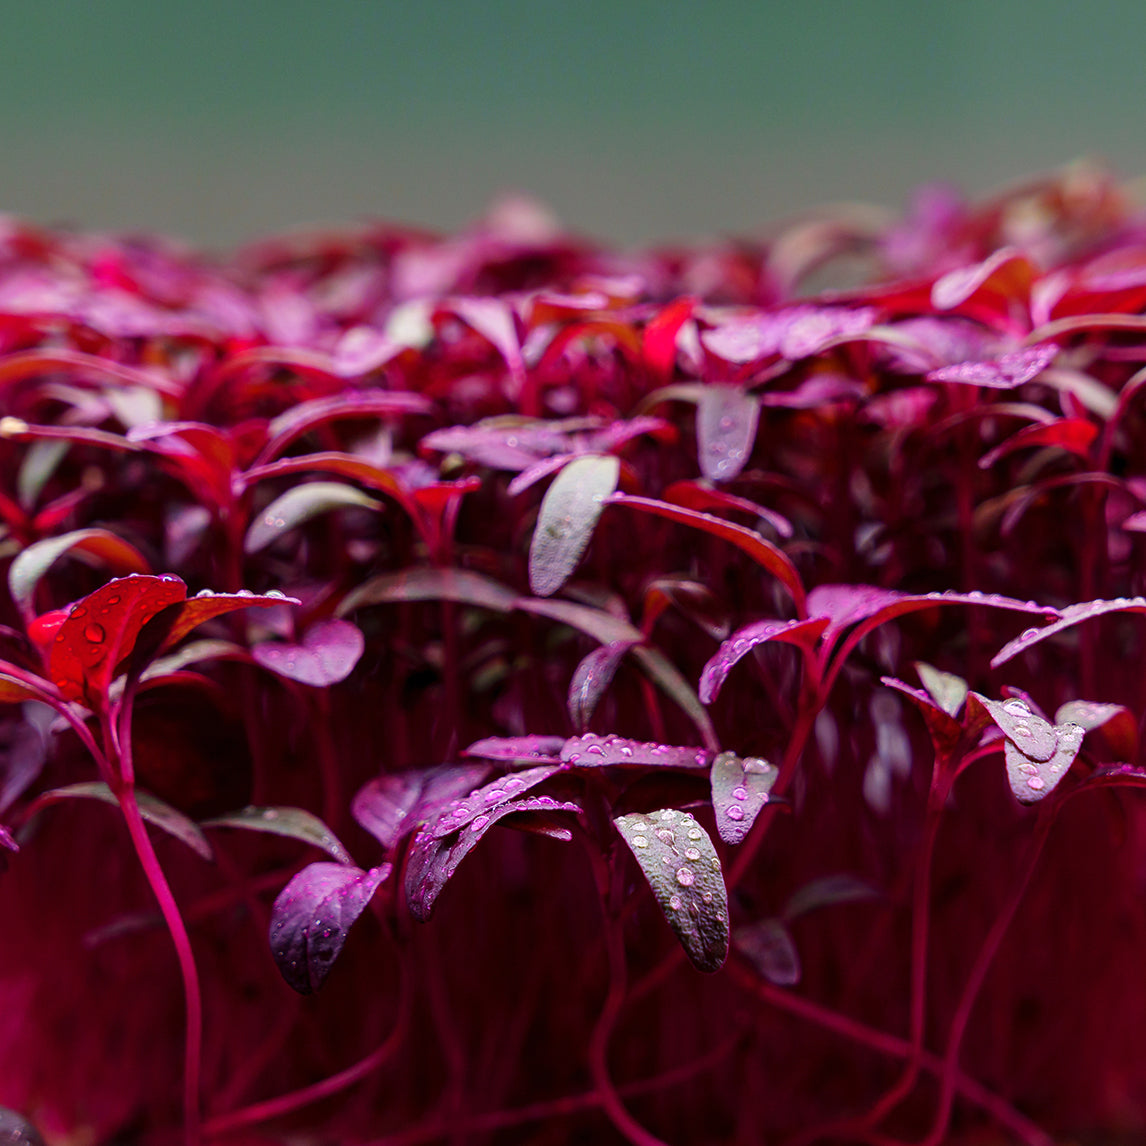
(3, 1), (1146, 251)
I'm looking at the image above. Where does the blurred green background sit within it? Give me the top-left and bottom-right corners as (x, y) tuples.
(3, 1), (1144, 249)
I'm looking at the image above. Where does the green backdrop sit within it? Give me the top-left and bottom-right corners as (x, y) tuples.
(2, 1), (1143, 246)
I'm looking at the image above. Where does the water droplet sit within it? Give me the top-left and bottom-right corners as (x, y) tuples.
(1003, 700), (1030, 716)
(70, 606), (88, 619)
(237, 588), (254, 597)
(586, 743), (605, 756)
(105, 595), (121, 605)
(669, 895), (682, 910)
(266, 589), (287, 599)
(83, 623), (106, 644)
(195, 588), (213, 597)
(632, 835), (648, 848)
(701, 891), (713, 903)
(688, 828), (702, 840)
(504, 777), (525, 794)
(471, 814), (490, 831)
(620, 745), (633, 757)
(1027, 775), (1045, 791)
(655, 827), (675, 845)
(660, 809), (677, 821)
(1013, 723), (1032, 738)
(731, 785), (748, 801)
(676, 867), (695, 887)
(262, 809), (279, 820)
(684, 847), (700, 861)
(725, 805), (745, 821)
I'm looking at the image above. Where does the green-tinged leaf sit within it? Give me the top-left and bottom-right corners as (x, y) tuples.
(915, 661), (968, 717)
(9, 529), (151, 619)
(35, 782), (213, 860)
(783, 873), (881, 920)
(1054, 699), (1138, 761)
(529, 454), (620, 597)
(201, 806), (351, 863)
(734, 918), (801, 986)
(339, 567), (517, 616)
(695, 384), (760, 482)
(0, 672), (44, 704)
(614, 808), (729, 973)
(17, 439), (69, 508)
(710, 752), (778, 845)
(244, 481), (381, 554)
(139, 639), (244, 681)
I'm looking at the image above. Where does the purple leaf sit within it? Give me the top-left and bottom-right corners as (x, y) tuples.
(710, 751), (778, 844)
(462, 736), (565, 763)
(733, 918), (801, 986)
(252, 619), (365, 687)
(699, 617), (830, 705)
(528, 454), (620, 597)
(807, 584), (1058, 646)
(351, 764), (490, 850)
(0, 1106), (44, 1146)
(201, 805), (351, 863)
(405, 793), (581, 922)
(419, 421), (571, 471)
(567, 640), (635, 730)
(428, 765), (561, 838)
(0, 720), (45, 816)
(269, 861), (391, 994)
(974, 695), (1059, 762)
(695, 385), (760, 482)
(34, 781), (213, 860)
(701, 306), (877, 364)
(244, 482), (381, 554)
(614, 808), (729, 973)
(562, 734), (709, 769)
(926, 342), (1059, 390)
(1005, 723), (1085, 804)
(991, 597), (1146, 668)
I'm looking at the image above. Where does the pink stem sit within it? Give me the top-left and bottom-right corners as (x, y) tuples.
(115, 783), (204, 1146)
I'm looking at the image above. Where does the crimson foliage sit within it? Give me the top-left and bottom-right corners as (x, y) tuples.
(3, 168), (1146, 1144)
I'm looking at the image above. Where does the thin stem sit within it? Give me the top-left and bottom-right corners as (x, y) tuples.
(116, 784), (204, 1146)
(203, 954), (411, 1137)
(919, 803), (1055, 1146)
(585, 841), (672, 1146)
(730, 963), (1053, 1146)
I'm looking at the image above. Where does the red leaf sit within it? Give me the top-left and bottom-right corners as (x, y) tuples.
(606, 493), (805, 615)
(47, 575), (187, 705)
(978, 416), (1098, 469)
